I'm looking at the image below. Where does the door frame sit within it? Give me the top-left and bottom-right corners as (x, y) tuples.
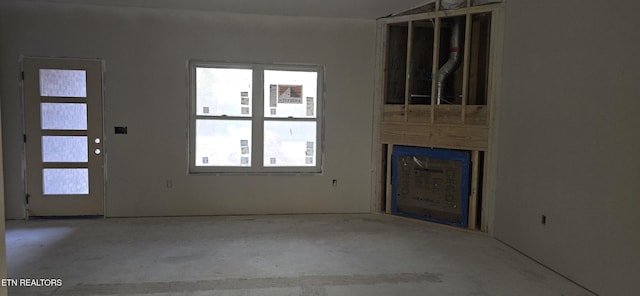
(20, 56), (107, 218)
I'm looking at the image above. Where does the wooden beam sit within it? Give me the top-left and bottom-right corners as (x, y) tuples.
(430, 17), (441, 123)
(461, 13), (472, 123)
(378, 3), (503, 25)
(434, 105), (463, 125)
(385, 144), (394, 213)
(481, 149), (490, 232)
(468, 150), (480, 229)
(464, 105), (489, 126)
(404, 22), (413, 122)
(382, 105), (406, 122)
(407, 105), (432, 123)
(375, 145), (385, 212)
(380, 123), (489, 150)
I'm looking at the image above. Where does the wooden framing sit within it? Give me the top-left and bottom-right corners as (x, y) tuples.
(380, 123), (488, 150)
(383, 105), (488, 125)
(461, 12), (472, 123)
(481, 150), (490, 231)
(468, 150), (480, 229)
(379, 2), (503, 25)
(403, 23), (413, 122)
(430, 17), (440, 123)
(374, 0), (504, 232)
(385, 144), (394, 214)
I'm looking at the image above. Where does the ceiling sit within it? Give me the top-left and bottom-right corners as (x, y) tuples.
(1, 0), (431, 19)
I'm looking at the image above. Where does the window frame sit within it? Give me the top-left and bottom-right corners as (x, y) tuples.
(188, 61), (324, 174)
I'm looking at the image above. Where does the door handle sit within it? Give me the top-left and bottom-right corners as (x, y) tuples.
(94, 138), (102, 155)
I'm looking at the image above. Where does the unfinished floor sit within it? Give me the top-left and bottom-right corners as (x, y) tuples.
(6, 214), (594, 296)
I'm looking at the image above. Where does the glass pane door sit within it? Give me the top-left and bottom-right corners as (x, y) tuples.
(23, 57), (104, 216)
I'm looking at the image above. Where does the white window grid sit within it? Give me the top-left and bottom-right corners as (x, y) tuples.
(188, 61), (324, 173)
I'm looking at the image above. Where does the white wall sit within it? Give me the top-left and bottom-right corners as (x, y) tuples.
(0, 4), (8, 292)
(0, 2), (376, 218)
(496, 1), (640, 295)
(0, 105), (8, 296)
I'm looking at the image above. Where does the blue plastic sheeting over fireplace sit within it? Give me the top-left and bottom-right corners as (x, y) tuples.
(391, 146), (470, 227)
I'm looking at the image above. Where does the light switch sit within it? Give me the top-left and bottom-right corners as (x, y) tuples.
(114, 126), (128, 134)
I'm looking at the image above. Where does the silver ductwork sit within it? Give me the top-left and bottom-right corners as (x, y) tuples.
(436, 17), (463, 104)
(440, 0), (466, 10)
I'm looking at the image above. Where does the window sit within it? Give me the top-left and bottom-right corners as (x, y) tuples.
(189, 62), (323, 173)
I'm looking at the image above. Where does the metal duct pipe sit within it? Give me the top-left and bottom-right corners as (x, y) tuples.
(436, 17), (463, 104)
(441, 0), (466, 10)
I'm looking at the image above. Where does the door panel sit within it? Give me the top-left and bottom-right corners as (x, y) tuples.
(23, 58), (104, 216)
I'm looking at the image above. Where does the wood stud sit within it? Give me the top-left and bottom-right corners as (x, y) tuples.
(404, 22), (413, 122)
(430, 17), (440, 124)
(461, 12), (472, 124)
(468, 150), (480, 229)
(385, 144), (394, 214)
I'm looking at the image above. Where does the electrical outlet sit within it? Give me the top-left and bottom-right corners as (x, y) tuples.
(332, 179), (338, 187)
(541, 215), (546, 225)
(166, 179), (173, 189)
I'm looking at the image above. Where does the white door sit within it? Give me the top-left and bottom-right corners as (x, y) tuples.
(23, 57), (104, 216)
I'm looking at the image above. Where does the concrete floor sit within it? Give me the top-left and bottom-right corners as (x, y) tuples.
(5, 214), (595, 296)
